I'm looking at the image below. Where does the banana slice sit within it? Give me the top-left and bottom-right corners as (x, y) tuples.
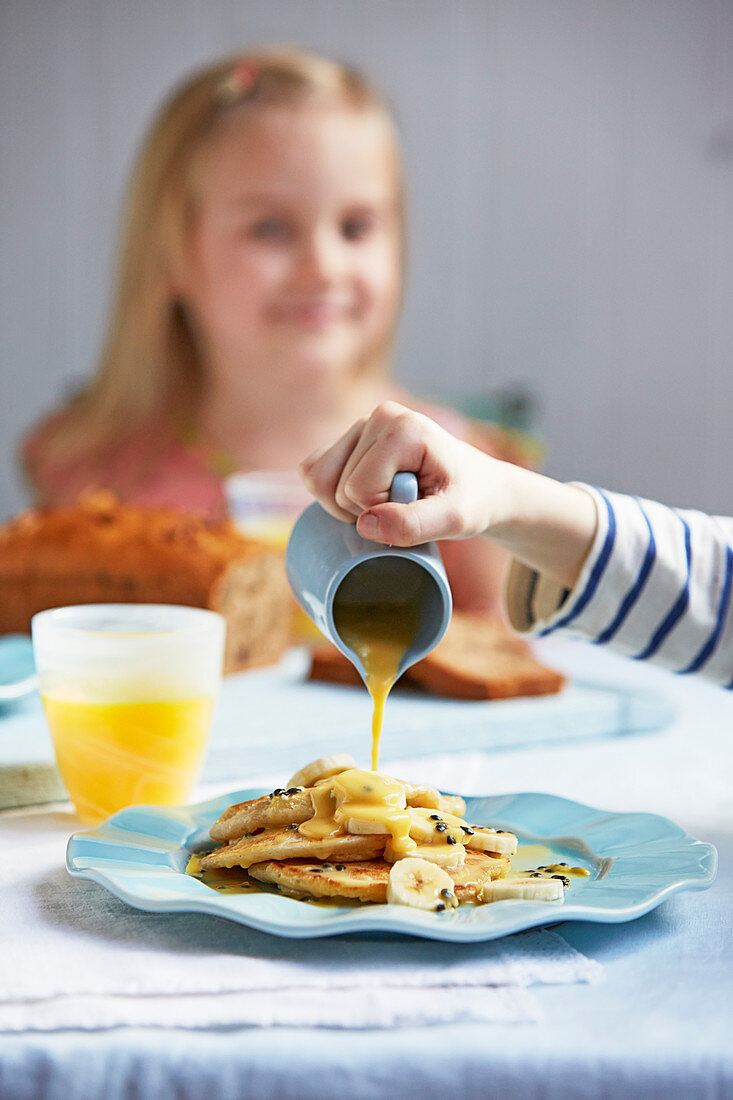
(438, 794), (467, 816)
(402, 782), (442, 810)
(481, 877), (564, 903)
(286, 753), (356, 789)
(386, 840), (466, 871)
(386, 857), (458, 911)
(407, 808), (466, 844)
(466, 827), (518, 857)
(344, 817), (390, 835)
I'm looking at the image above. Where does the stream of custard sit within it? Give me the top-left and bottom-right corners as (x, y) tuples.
(332, 598), (420, 770)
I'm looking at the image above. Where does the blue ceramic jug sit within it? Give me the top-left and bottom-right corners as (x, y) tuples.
(286, 473), (452, 685)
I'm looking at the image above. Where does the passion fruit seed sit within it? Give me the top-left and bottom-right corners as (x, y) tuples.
(286, 787), (301, 795)
(446, 835), (458, 845)
(335, 864), (346, 871)
(461, 826), (474, 835)
(435, 902), (446, 912)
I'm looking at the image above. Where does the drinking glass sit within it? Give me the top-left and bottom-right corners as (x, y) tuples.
(224, 470), (321, 641)
(32, 604), (225, 823)
(224, 470), (310, 549)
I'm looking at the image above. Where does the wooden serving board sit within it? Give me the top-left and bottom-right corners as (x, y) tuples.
(0, 647), (674, 810)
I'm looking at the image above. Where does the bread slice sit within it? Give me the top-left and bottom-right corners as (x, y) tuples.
(308, 611), (564, 700)
(0, 491), (292, 673)
(408, 613), (565, 700)
(308, 643), (364, 687)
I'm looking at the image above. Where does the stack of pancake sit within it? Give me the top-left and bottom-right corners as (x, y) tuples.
(200, 754), (521, 908)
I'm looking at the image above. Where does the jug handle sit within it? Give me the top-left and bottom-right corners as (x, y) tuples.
(389, 472), (418, 505)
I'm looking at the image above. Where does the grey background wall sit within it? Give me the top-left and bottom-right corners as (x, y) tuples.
(1, 0), (731, 520)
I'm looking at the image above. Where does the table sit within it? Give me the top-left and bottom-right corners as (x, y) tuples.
(1, 639), (731, 1099)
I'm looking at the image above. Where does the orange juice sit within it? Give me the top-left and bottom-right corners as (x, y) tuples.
(225, 470), (319, 643)
(235, 517), (323, 643)
(42, 694), (214, 824)
(238, 516), (294, 549)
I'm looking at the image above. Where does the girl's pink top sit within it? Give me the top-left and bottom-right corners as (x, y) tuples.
(21, 392), (536, 614)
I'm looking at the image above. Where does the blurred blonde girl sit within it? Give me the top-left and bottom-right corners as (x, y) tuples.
(22, 46), (532, 614)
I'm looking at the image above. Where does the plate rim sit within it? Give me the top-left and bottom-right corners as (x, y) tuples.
(0, 634), (37, 701)
(65, 788), (718, 942)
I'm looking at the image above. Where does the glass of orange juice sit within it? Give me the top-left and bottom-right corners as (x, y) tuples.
(31, 604), (225, 824)
(225, 470), (310, 549)
(224, 470), (322, 642)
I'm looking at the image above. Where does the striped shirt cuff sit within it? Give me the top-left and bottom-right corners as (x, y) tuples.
(505, 484), (733, 686)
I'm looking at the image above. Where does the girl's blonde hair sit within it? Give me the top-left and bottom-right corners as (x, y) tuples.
(36, 45), (403, 466)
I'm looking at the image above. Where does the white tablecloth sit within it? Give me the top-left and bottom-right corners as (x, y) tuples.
(0, 800), (602, 1031)
(1, 639), (731, 1099)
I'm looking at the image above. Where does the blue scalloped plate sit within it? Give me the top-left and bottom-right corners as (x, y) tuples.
(66, 789), (717, 942)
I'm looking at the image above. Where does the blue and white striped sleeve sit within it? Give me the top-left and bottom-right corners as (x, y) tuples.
(505, 484), (733, 687)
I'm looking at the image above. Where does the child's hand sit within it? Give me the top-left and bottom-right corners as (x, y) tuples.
(299, 401), (508, 546)
(300, 400), (598, 589)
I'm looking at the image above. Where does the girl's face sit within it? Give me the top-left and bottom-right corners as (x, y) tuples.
(181, 103), (402, 386)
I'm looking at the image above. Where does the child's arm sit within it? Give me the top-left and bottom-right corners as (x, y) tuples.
(300, 401), (598, 589)
(301, 402), (733, 687)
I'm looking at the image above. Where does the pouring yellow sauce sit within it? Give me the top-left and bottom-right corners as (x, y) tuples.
(333, 598), (420, 770)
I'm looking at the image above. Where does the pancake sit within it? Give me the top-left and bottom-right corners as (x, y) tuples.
(248, 848), (508, 904)
(209, 783), (466, 844)
(210, 788), (313, 842)
(201, 827), (387, 871)
(451, 849), (510, 901)
(249, 858), (392, 903)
